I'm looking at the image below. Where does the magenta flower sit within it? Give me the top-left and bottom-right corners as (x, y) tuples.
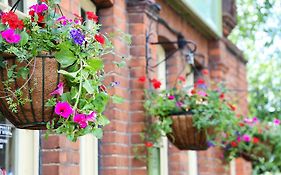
(54, 102), (73, 118)
(86, 111), (97, 122)
(197, 91), (207, 97)
(242, 134), (251, 142)
(274, 118), (280, 126)
(50, 82), (64, 96)
(29, 4), (48, 13)
(237, 136), (241, 142)
(73, 113), (88, 128)
(1, 29), (21, 43)
(168, 95), (175, 100)
(74, 111), (96, 128)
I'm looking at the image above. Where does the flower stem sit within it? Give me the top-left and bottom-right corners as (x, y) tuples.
(74, 59), (83, 110)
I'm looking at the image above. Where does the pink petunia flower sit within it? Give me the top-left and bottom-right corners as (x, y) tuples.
(274, 118), (280, 126)
(1, 29), (21, 43)
(197, 91), (207, 97)
(73, 113), (88, 128)
(29, 4), (48, 13)
(168, 95), (175, 100)
(242, 134), (251, 142)
(86, 111), (97, 122)
(50, 82), (64, 96)
(54, 102), (73, 118)
(74, 111), (97, 128)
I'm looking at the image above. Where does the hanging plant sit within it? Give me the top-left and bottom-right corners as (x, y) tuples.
(141, 70), (238, 150)
(221, 116), (281, 174)
(0, 0), (130, 141)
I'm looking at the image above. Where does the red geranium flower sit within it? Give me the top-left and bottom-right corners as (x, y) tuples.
(219, 93), (225, 99)
(86, 11), (98, 22)
(150, 79), (161, 89)
(253, 137), (259, 144)
(138, 76), (146, 83)
(145, 141), (153, 148)
(95, 34), (105, 45)
(196, 78), (205, 85)
(1, 11), (24, 30)
(231, 141), (238, 147)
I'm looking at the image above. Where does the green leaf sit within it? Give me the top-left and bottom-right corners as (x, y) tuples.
(92, 128), (103, 139)
(17, 67), (29, 79)
(55, 49), (77, 68)
(58, 69), (78, 78)
(19, 31), (29, 46)
(97, 115), (110, 126)
(83, 80), (95, 94)
(111, 95), (125, 104)
(86, 58), (104, 71)
(0, 24), (5, 31)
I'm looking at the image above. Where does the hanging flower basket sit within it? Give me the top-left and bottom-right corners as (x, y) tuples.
(167, 113), (211, 150)
(0, 0), (130, 141)
(0, 53), (61, 129)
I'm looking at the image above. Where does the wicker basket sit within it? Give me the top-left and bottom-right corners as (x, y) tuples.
(0, 53), (62, 130)
(167, 113), (210, 150)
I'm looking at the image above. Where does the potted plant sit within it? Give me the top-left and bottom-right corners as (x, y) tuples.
(141, 72), (237, 150)
(0, 0), (130, 141)
(221, 116), (281, 174)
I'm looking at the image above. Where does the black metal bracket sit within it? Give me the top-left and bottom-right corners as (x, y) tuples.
(145, 32), (198, 74)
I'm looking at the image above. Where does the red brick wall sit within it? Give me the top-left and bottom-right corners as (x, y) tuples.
(41, 0), (251, 175)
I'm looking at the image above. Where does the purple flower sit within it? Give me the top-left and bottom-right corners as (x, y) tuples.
(1, 29), (21, 43)
(274, 118), (280, 126)
(168, 95), (175, 100)
(29, 4), (48, 13)
(54, 102), (73, 118)
(110, 81), (120, 87)
(242, 134), (251, 142)
(70, 29), (85, 45)
(50, 82), (64, 96)
(207, 141), (215, 147)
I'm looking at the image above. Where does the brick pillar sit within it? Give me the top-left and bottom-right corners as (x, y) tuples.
(98, 0), (131, 174)
(127, 1), (160, 174)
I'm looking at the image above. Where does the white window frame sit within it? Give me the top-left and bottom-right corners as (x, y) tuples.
(79, 1), (99, 175)
(230, 160), (236, 175)
(185, 62), (198, 175)
(156, 45), (169, 175)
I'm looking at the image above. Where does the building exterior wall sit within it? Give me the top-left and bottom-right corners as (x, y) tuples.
(0, 0), (250, 174)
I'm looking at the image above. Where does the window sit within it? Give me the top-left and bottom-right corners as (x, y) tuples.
(79, 1), (99, 175)
(167, 0), (222, 37)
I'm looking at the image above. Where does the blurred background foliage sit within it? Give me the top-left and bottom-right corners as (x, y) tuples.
(229, 0), (281, 120)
